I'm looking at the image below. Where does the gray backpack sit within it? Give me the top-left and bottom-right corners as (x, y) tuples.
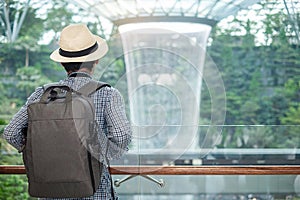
(22, 80), (110, 198)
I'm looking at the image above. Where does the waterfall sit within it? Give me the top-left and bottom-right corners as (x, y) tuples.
(119, 22), (211, 155)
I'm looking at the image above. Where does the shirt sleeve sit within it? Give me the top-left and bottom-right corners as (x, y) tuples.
(3, 87), (44, 151)
(101, 87), (132, 161)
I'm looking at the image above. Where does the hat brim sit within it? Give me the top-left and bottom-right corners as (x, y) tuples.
(50, 35), (108, 63)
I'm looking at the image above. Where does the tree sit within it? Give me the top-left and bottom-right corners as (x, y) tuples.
(43, 0), (74, 42)
(0, 0), (31, 43)
(0, 1), (44, 74)
(16, 66), (51, 98)
(16, 5), (44, 67)
(206, 0), (300, 148)
(277, 80), (300, 148)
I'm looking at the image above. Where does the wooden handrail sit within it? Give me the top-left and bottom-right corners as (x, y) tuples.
(0, 165), (300, 175)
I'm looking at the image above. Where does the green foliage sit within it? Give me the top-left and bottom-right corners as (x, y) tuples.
(0, 175), (30, 200)
(0, 43), (26, 75)
(208, 37), (300, 148)
(278, 80), (300, 148)
(17, 7), (44, 47)
(1, 0), (43, 44)
(99, 58), (126, 86)
(44, 0), (75, 40)
(0, 119), (6, 125)
(281, 106), (300, 125)
(204, 2), (300, 148)
(0, 82), (5, 102)
(16, 66), (51, 98)
(220, 126), (275, 148)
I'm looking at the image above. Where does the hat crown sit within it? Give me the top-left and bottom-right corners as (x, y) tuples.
(50, 23), (108, 62)
(59, 24), (96, 52)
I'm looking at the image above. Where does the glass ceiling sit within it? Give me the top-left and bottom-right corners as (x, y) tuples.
(71, 0), (262, 26)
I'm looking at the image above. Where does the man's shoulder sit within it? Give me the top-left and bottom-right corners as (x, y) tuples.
(93, 84), (126, 104)
(26, 86), (44, 105)
(94, 84), (119, 96)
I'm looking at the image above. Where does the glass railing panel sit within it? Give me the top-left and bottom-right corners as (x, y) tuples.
(114, 175), (300, 200)
(1, 125), (300, 166)
(113, 125), (300, 166)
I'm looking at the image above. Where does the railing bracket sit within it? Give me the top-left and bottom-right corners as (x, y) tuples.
(114, 175), (165, 187)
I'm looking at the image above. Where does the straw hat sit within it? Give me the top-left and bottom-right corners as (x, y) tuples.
(50, 24), (108, 62)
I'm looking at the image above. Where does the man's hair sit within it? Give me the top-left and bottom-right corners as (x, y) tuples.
(61, 61), (95, 73)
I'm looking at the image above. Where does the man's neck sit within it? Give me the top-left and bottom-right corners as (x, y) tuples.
(77, 68), (92, 75)
(68, 69), (92, 76)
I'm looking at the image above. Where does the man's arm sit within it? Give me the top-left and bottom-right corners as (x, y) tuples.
(3, 87), (43, 151)
(104, 88), (132, 161)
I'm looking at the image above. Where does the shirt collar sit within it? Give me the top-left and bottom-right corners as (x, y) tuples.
(68, 72), (92, 78)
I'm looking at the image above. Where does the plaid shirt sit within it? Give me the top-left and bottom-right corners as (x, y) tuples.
(3, 72), (132, 200)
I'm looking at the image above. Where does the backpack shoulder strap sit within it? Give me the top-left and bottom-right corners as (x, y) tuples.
(78, 80), (111, 96)
(42, 82), (60, 91)
(41, 83), (72, 103)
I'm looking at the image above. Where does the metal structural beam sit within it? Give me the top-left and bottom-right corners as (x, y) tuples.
(113, 16), (217, 26)
(70, 0), (262, 26)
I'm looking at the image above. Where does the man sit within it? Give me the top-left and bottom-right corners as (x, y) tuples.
(3, 24), (132, 199)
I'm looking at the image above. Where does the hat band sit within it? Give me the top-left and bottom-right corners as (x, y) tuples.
(59, 42), (98, 58)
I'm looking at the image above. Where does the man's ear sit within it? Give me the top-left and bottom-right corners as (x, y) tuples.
(94, 60), (99, 64)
